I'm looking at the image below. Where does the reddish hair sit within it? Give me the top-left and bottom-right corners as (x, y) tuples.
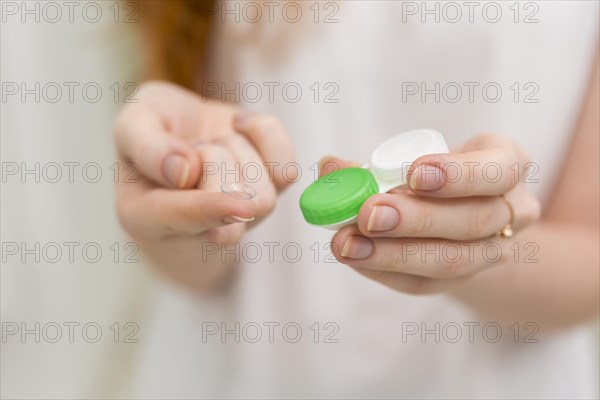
(135, 1), (214, 89)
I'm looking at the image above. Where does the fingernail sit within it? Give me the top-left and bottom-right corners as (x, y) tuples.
(367, 206), (400, 232)
(233, 110), (255, 128)
(163, 154), (190, 188)
(341, 236), (373, 260)
(222, 215), (255, 224)
(410, 165), (444, 191)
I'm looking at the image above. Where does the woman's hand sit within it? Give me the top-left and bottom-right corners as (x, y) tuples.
(326, 133), (541, 295)
(113, 81), (296, 292)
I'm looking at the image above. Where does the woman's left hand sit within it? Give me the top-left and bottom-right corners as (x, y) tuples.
(326, 133), (541, 295)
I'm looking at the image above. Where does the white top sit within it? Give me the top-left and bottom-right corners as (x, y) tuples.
(370, 129), (449, 192)
(134, 2), (599, 399)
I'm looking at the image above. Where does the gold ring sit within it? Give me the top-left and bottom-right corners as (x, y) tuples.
(498, 194), (515, 238)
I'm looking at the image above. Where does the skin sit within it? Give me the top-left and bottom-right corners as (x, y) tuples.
(326, 58), (599, 331)
(114, 60), (598, 329)
(114, 81), (296, 293)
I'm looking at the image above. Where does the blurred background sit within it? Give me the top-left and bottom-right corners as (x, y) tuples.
(1, 3), (149, 397)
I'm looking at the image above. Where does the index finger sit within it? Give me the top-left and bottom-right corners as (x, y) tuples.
(407, 134), (531, 197)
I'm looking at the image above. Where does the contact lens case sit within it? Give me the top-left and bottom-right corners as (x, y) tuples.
(299, 129), (449, 230)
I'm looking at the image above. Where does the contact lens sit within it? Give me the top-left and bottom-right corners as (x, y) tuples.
(221, 182), (257, 200)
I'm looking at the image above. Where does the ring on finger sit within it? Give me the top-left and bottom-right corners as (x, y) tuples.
(497, 193), (515, 238)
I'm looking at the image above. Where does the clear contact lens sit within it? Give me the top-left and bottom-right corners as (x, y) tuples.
(221, 182), (257, 200)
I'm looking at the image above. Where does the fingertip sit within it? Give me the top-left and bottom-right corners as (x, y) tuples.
(318, 156), (361, 177)
(280, 161), (299, 186)
(318, 154), (337, 166)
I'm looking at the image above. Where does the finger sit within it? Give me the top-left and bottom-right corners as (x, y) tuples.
(217, 133), (278, 220)
(331, 226), (504, 279)
(355, 186), (541, 240)
(318, 156), (361, 177)
(133, 81), (239, 143)
(233, 111), (297, 191)
(407, 133), (531, 197)
(195, 143), (239, 191)
(117, 181), (257, 238)
(114, 103), (201, 189)
(349, 266), (468, 296)
(196, 143), (258, 231)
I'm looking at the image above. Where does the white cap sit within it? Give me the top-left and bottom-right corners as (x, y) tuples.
(369, 129), (449, 193)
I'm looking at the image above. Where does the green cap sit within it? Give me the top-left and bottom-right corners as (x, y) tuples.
(299, 168), (379, 226)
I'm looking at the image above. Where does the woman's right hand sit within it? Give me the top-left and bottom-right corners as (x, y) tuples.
(113, 81), (296, 293)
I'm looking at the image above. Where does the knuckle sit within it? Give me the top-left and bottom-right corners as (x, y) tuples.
(436, 257), (467, 279)
(409, 202), (434, 236)
(255, 115), (285, 135)
(114, 105), (155, 164)
(384, 248), (405, 272)
(498, 167), (517, 191)
(252, 115), (290, 146)
(468, 203), (494, 237)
